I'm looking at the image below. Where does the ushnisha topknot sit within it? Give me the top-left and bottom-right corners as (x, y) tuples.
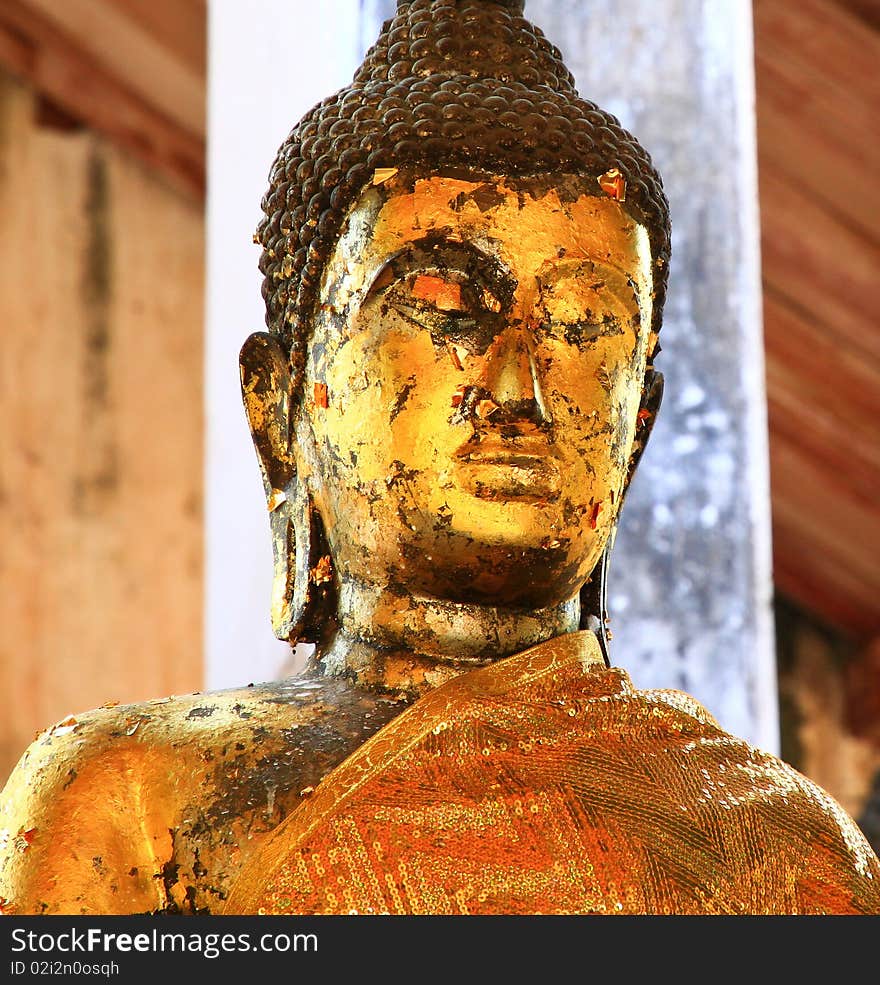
(258, 0), (671, 370)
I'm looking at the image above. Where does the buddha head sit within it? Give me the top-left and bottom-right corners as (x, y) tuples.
(241, 0), (670, 669)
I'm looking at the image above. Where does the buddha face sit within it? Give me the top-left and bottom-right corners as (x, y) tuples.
(293, 171), (654, 609)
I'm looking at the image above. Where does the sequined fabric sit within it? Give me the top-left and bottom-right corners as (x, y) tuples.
(224, 632), (880, 915)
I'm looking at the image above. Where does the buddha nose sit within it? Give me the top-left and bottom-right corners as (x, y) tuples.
(478, 324), (549, 425)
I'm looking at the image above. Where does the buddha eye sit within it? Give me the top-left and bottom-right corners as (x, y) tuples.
(395, 271), (498, 320)
(536, 275), (629, 347)
(382, 270), (504, 354)
(383, 273), (472, 330)
(409, 274), (468, 314)
(563, 313), (626, 345)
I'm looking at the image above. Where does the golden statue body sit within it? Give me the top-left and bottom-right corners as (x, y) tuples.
(2, 0), (878, 915)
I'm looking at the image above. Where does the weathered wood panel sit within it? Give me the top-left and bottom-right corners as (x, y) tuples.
(0, 0), (204, 199)
(755, 0), (880, 639)
(0, 70), (204, 783)
(109, 0), (206, 77)
(24, 0), (204, 138)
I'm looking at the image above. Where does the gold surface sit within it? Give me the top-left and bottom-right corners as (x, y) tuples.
(0, 679), (408, 914)
(3, 167), (877, 917)
(225, 632), (880, 915)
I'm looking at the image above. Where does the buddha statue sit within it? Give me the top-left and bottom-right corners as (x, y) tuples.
(2, 0), (878, 916)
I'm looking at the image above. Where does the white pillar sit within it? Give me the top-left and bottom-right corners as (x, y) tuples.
(205, 0), (362, 689)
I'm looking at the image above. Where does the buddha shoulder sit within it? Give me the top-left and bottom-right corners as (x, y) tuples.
(0, 676), (407, 914)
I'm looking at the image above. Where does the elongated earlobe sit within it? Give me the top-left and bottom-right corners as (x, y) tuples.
(240, 332), (335, 644)
(579, 542), (613, 666)
(625, 369), (664, 494)
(579, 369), (664, 664)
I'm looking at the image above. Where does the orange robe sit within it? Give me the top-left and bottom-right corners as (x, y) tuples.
(224, 631), (880, 915)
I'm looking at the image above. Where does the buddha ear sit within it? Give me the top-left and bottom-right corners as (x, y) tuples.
(622, 368), (664, 503)
(240, 333), (300, 641)
(579, 369), (663, 665)
(239, 332), (295, 497)
(240, 332), (336, 645)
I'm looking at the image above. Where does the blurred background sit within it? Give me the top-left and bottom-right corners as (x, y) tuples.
(1, 0), (878, 851)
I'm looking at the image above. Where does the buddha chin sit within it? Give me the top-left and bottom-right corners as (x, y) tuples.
(319, 450), (614, 610)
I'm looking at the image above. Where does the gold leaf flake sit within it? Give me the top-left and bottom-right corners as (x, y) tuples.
(372, 167), (399, 185)
(598, 167), (626, 202)
(268, 489), (288, 512)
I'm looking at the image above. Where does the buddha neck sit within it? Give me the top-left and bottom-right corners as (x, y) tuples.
(312, 575), (581, 697)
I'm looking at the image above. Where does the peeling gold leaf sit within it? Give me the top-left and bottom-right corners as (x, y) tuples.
(446, 341), (463, 371)
(412, 274), (462, 311)
(598, 167), (626, 202)
(311, 556), (333, 585)
(50, 716), (80, 738)
(372, 167), (399, 185)
(476, 399), (500, 420)
(268, 489), (288, 512)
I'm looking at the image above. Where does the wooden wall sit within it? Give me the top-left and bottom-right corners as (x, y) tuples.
(755, 0), (880, 639)
(755, 0), (880, 823)
(0, 68), (204, 781)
